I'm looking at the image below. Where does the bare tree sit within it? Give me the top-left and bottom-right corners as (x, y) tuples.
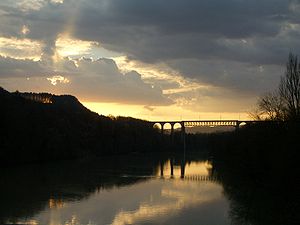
(248, 107), (264, 121)
(279, 53), (300, 120)
(257, 91), (285, 120)
(252, 53), (300, 121)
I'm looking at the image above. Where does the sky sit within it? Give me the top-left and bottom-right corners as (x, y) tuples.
(0, 0), (299, 121)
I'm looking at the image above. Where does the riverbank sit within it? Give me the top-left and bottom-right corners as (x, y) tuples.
(208, 122), (300, 225)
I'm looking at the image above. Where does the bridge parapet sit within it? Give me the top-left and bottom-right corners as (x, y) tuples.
(150, 120), (264, 138)
(184, 120), (239, 127)
(150, 120), (261, 128)
(183, 175), (218, 182)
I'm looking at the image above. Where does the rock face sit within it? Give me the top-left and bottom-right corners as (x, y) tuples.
(0, 87), (161, 165)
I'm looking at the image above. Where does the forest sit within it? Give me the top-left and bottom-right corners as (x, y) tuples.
(0, 87), (167, 165)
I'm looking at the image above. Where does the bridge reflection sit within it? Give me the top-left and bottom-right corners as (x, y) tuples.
(157, 159), (216, 181)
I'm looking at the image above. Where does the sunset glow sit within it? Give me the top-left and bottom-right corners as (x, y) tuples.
(0, 0), (298, 120)
(82, 102), (249, 121)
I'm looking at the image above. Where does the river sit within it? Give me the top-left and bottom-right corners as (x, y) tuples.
(0, 152), (297, 225)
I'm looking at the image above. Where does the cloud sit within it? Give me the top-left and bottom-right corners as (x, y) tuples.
(55, 35), (98, 57)
(66, 59), (173, 105)
(47, 75), (69, 85)
(0, 37), (42, 60)
(0, 55), (51, 77)
(144, 105), (155, 112)
(67, 0), (299, 63)
(2, 0), (299, 63)
(166, 58), (284, 93)
(1, 0), (300, 111)
(0, 56), (172, 105)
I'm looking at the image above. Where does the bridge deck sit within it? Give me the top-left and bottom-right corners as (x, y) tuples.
(150, 120), (257, 127)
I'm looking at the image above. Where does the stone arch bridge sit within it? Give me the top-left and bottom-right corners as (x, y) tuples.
(149, 120), (255, 136)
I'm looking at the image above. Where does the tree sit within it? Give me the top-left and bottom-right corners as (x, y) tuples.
(279, 53), (300, 120)
(254, 53), (300, 121)
(258, 91), (285, 120)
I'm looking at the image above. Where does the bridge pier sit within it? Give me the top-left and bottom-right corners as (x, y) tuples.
(235, 121), (241, 130)
(160, 161), (164, 177)
(181, 122), (186, 157)
(170, 159), (174, 177)
(160, 123), (165, 135)
(180, 160), (185, 179)
(170, 122), (175, 143)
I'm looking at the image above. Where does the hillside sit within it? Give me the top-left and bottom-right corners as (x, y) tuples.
(0, 87), (162, 165)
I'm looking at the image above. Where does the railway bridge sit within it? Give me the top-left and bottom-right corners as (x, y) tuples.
(149, 120), (255, 136)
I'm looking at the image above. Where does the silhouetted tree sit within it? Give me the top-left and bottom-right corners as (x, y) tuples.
(279, 53), (300, 120)
(254, 53), (300, 121)
(257, 91), (285, 120)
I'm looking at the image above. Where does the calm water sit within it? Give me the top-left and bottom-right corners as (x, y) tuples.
(2, 153), (296, 225)
(0, 154), (231, 225)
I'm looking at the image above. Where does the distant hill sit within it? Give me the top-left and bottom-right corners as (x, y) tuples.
(0, 87), (162, 165)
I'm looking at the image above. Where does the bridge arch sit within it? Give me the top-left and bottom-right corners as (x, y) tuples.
(153, 123), (162, 130)
(239, 121), (247, 127)
(151, 121), (184, 137)
(162, 122), (172, 130)
(163, 123), (172, 135)
(173, 122), (182, 129)
(153, 123), (163, 135)
(153, 122), (184, 134)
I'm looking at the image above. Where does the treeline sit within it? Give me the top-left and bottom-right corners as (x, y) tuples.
(253, 52), (300, 121)
(208, 122), (299, 172)
(207, 122), (299, 225)
(0, 87), (169, 165)
(206, 52), (299, 224)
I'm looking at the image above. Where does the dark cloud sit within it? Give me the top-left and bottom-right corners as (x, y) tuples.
(69, 0), (299, 63)
(98, 0), (288, 37)
(0, 55), (52, 77)
(0, 0), (300, 102)
(70, 0), (300, 92)
(144, 105), (155, 112)
(2, 0), (298, 63)
(67, 60), (173, 105)
(167, 59), (284, 93)
(0, 56), (172, 105)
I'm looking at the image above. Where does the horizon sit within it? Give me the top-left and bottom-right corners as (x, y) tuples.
(1, 0), (299, 120)
(2, 87), (249, 121)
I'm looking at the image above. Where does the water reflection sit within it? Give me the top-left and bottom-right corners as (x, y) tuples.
(213, 155), (299, 225)
(157, 159), (214, 179)
(0, 154), (229, 225)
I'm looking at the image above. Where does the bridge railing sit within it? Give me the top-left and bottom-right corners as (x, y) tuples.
(150, 120), (268, 129)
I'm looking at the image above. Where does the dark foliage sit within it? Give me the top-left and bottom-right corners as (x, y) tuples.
(256, 53), (300, 121)
(0, 87), (167, 165)
(209, 122), (300, 225)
